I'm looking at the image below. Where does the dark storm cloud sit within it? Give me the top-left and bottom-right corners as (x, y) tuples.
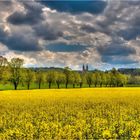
(46, 42), (88, 52)
(1, 0), (140, 68)
(0, 1), (12, 11)
(127, 1), (140, 5)
(41, 0), (107, 14)
(102, 56), (138, 65)
(5, 34), (41, 51)
(118, 28), (140, 41)
(97, 41), (136, 64)
(7, 2), (44, 25)
(97, 43), (136, 57)
(0, 28), (7, 42)
(33, 23), (63, 40)
(0, 27), (41, 52)
(80, 24), (96, 33)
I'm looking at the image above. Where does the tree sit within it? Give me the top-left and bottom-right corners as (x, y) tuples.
(55, 71), (66, 88)
(80, 73), (86, 88)
(97, 72), (109, 87)
(64, 67), (74, 88)
(109, 68), (118, 87)
(108, 68), (128, 87)
(24, 69), (35, 90)
(68, 71), (75, 88)
(128, 75), (140, 85)
(100, 72), (106, 87)
(0, 56), (7, 81)
(46, 70), (56, 89)
(116, 73), (127, 87)
(9, 58), (24, 90)
(122, 75), (128, 86)
(92, 72), (100, 87)
(73, 72), (81, 88)
(110, 72), (116, 87)
(104, 73), (111, 87)
(86, 72), (93, 87)
(36, 70), (44, 89)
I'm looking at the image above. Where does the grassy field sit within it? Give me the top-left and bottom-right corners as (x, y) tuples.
(0, 83), (95, 90)
(1, 83), (140, 91)
(0, 88), (140, 139)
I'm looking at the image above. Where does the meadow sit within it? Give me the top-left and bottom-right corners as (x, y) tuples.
(0, 88), (140, 139)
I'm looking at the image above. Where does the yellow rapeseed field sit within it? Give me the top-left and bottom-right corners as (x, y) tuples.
(0, 88), (140, 139)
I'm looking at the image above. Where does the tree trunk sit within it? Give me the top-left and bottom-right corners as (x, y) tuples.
(39, 82), (41, 89)
(89, 84), (90, 87)
(66, 83), (68, 88)
(57, 83), (60, 89)
(80, 83), (82, 88)
(73, 84), (75, 88)
(49, 82), (51, 89)
(14, 82), (17, 90)
(27, 83), (30, 90)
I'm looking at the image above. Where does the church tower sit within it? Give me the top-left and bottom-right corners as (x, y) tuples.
(82, 64), (85, 72)
(86, 64), (88, 71)
(82, 64), (88, 72)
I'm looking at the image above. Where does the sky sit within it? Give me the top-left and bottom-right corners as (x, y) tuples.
(0, 0), (140, 70)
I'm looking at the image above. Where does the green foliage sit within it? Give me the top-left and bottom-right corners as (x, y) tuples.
(92, 72), (100, 87)
(0, 56), (134, 90)
(55, 71), (66, 88)
(9, 58), (24, 90)
(86, 72), (93, 87)
(64, 67), (75, 88)
(72, 72), (81, 88)
(0, 56), (8, 81)
(128, 75), (140, 85)
(24, 69), (35, 89)
(35, 70), (45, 89)
(46, 70), (57, 89)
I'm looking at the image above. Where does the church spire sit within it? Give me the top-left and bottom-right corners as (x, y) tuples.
(82, 64), (88, 72)
(82, 64), (85, 72)
(86, 64), (88, 71)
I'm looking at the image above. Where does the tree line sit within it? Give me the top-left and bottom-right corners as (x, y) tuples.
(0, 56), (129, 90)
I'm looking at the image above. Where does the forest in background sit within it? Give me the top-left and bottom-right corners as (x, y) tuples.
(0, 56), (140, 90)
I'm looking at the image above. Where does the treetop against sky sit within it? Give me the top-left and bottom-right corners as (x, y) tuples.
(0, 0), (140, 70)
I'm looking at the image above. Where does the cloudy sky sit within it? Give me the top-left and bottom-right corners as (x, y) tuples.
(0, 0), (140, 70)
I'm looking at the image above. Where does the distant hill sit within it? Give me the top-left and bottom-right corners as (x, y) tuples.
(28, 67), (64, 72)
(28, 67), (140, 76)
